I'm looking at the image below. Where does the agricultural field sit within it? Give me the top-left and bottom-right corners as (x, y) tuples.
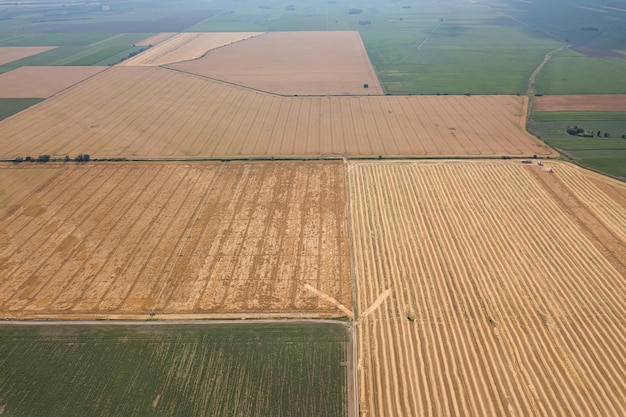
(528, 111), (626, 179)
(0, 161), (351, 319)
(348, 160), (626, 417)
(0, 66), (552, 159)
(533, 94), (626, 112)
(0, 322), (350, 417)
(0, 66), (107, 98)
(534, 49), (626, 95)
(0, 46), (56, 65)
(0, 98), (42, 121)
(170, 31), (383, 96)
(135, 33), (177, 47)
(121, 32), (263, 66)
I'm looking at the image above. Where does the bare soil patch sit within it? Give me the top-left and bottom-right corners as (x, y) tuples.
(0, 66), (107, 98)
(120, 32), (263, 66)
(534, 94), (626, 111)
(0, 47), (56, 65)
(170, 31), (383, 96)
(0, 66), (553, 159)
(572, 43), (625, 58)
(0, 161), (351, 319)
(349, 160), (626, 417)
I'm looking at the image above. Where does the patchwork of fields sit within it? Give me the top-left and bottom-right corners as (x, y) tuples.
(0, 66), (552, 159)
(348, 160), (626, 417)
(1, 17), (625, 417)
(0, 162), (350, 319)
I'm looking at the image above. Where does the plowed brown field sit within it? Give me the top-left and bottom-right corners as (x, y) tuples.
(170, 31), (383, 95)
(0, 46), (56, 65)
(348, 160), (626, 417)
(533, 94), (626, 111)
(0, 66), (107, 98)
(0, 66), (553, 159)
(0, 161), (350, 319)
(120, 32), (263, 66)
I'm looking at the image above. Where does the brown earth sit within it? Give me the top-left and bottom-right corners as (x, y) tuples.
(348, 160), (626, 417)
(534, 94), (626, 111)
(120, 32), (263, 66)
(0, 161), (351, 319)
(0, 66), (107, 98)
(0, 66), (554, 159)
(0, 164), (62, 218)
(0, 46), (56, 65)
(169, 31), (384, 95)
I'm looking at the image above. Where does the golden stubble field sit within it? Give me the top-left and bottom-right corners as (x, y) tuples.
(120, 32), (263, 66)
(0, 66), (554, 159)
(348, 160), (626, 417)
(170, 31), (384, 95)
(0, 161), (351, 319)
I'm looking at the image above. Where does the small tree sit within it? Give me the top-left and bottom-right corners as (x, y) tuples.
(36, 154), (50, 162)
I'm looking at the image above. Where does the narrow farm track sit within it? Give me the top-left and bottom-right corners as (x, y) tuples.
(0, 161), (350, 319)
(0, 67), (553, 159)
(348, 160), (626, 417)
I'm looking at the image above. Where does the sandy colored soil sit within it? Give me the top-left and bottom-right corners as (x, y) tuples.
(0, 161), (351, 319)
(0, 66), (107, 98)
(119, 32), (263, 66)
(134, 32), (178, 47)
(0, 46), (56, 65)
(348, 160), (626, 417)
(0, 66), (554, 159)
(170, 31), (384, 96)
(534, 94), (626, 111)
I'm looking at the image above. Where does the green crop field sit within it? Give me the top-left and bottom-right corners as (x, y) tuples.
(534, 49), (626, 95)
(0, 322), (349, 417)
(0, 98), (42, 121)
(528, 111), (626, 179)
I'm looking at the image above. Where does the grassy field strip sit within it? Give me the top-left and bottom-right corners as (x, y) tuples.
(0, 322), (350, 417)
(348, 160), (626, 417)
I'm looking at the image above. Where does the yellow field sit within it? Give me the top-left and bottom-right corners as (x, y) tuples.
(0, 46), (56, 65)
(120, 32), (263, 66)
(348, 160), (626, 417)
(0, 66), (554, 159)
(0, 161), (351, 319)
(170, 31), (384, 95)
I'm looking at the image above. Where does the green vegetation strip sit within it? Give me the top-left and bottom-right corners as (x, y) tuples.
(528, 111), (626, 179)
(0, 98), (42, 121)
(0, 322), (349, 417)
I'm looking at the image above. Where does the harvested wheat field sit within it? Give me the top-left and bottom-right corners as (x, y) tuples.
(0, 66), (107, 98)
(534, 94), (626, 111)
(120, 32), (263, 66)
(170, 31), (383, 95)
(348, 160), (626, 417)
(0, 164), (62, 218)
(0, 161), (351, 319)
(0, 66), (553, 159)
(0, 46), (56, 65)
(134, 32), (177, 47)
